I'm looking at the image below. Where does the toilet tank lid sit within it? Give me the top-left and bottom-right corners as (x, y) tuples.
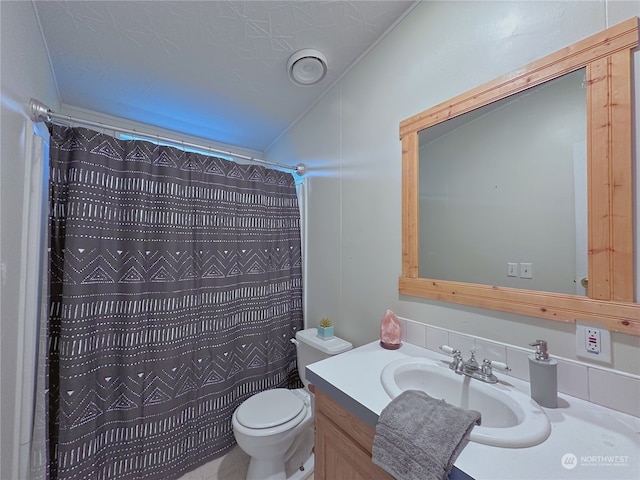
(296, 328), (353, 355)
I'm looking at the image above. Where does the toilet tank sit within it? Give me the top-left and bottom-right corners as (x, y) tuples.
(295, 328), (352, 388)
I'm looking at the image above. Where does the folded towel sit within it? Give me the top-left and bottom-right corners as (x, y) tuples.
(372, 390), (481, 480)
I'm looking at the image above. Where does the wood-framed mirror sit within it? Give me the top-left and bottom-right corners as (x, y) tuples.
(399, 17), (639, 335)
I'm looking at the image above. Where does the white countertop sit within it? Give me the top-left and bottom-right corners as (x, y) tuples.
(306, 341), (640, 480)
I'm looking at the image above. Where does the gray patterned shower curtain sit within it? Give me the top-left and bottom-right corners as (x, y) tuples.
(45, 124), (303, 480)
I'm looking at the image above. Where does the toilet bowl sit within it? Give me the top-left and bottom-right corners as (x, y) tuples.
(232, 388), (314, 480)
(232, 328), (352, 480)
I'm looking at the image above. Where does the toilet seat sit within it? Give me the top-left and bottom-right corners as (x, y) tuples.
(236, 389), (305, 429)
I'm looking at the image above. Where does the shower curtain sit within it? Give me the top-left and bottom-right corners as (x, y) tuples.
(44, 124), (303, 480)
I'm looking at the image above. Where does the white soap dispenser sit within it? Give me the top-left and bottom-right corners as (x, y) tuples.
(528, 340), (558, 408)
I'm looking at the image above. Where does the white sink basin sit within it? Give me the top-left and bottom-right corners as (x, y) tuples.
(380, 356), (551, 448)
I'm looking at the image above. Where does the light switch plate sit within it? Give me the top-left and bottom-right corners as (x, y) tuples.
(520, 262), (533, 279)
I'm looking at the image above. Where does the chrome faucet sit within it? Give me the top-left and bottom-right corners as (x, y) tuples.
(463, 350), (480, 374)
(440, 345), (510, 384)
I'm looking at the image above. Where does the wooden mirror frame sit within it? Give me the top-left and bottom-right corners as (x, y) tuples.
(399, 18), (639, 335)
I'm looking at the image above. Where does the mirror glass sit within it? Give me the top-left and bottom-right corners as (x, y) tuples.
(418, 69), (587, 295)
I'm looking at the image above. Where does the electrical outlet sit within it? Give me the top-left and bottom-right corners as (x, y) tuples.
(585, 327), (600, 353)
(507, 262), (518, 277)
(576, 322), (611, 363)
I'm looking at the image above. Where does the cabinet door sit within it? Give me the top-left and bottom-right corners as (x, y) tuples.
(316, 411), (393, 480)
(314, 388), (394, 480)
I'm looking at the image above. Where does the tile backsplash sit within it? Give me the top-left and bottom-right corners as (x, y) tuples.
(399, 317), (640, 417)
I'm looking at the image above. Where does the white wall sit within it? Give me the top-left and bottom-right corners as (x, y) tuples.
(0, 2), (59, 478)
(265, 1), (640, 375)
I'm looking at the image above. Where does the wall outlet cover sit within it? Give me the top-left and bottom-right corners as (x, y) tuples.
(576, 322), (612, 364)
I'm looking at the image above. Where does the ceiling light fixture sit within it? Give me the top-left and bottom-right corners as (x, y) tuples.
(287, 49), (328, 86)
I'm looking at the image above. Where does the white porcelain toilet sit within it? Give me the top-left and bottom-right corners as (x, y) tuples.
(232, 328), (352, 480)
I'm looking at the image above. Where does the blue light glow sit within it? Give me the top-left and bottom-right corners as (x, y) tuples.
(119, 133), (235, 162)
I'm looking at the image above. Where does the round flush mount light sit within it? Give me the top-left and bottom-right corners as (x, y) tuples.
(287, 49), (327, 86)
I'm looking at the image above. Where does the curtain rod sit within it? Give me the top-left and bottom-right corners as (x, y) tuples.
(29, 98), (306, 176)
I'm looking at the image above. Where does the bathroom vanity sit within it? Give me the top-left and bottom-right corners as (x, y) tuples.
(307, 341), (640, 480)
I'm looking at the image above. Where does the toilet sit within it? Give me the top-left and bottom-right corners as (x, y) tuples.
(232, 328), (352, 480)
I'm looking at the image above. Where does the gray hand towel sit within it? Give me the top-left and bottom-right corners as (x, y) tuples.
(372, 390), (481, 480)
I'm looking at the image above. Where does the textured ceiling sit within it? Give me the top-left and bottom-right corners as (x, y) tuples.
(34, 1), (415, 153)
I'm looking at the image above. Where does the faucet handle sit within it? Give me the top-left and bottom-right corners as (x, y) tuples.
(439, 345), (459, 356)
(490, 360), (510, 372)
(441, 345), (464, 373)
(482, 358), (511, 373)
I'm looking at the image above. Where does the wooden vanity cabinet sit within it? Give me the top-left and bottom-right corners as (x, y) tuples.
(314, 388), (394, 480)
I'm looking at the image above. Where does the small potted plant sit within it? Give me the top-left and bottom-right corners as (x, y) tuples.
(317, 317), (334, 340)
